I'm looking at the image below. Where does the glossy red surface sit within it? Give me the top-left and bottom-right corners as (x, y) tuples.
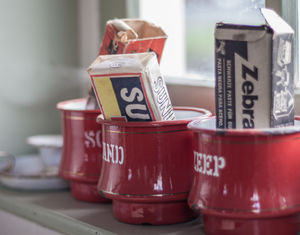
(188, 117), (300, 235)
(113, 200), (196, 225)
(203, 214), (299, 235)
(57, 98), (109, 203)
(70, 181), (110, 203)
(97, 107), (211, 224)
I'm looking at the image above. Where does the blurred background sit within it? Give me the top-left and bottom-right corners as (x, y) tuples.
(0, 0), (92, 155)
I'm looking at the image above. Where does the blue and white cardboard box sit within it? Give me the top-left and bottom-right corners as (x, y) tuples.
(215, 8), (294, 129)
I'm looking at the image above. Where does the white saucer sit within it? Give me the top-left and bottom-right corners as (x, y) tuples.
(0, 154), (69, 191)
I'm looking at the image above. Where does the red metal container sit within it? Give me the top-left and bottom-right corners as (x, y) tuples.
(97, 107), (211, 225)
(57, 98), (110, 203)
(188, 116), (300, 235)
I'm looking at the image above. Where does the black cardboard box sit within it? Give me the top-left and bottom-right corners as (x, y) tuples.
(215, 8), (294, 129)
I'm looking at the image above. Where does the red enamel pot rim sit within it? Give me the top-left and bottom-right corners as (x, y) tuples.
(188, 116), (300, 136)
(96, 106), (212, 128)
(56, 98), (100, 114)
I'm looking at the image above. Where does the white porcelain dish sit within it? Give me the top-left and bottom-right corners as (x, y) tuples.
(27, 135), (63, 148)
(27, 135), (63, 167)
(0, 154), (69, 191)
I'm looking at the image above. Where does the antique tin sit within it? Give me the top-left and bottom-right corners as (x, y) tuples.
(97, 107), (211, 224)
(57, 98), (110, 203)
(188, 116), (300, 235)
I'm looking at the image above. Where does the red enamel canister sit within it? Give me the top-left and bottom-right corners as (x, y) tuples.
(188, 117), (300, 235)
(57, 98), (110, 203)
(97, 107), (211, 225)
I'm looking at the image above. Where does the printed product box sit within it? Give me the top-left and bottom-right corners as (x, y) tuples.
(86, 19), (167, 110)
(98, 19), (167, 63)
(215, 8), (294, 129)
(88, 52), (175, 122)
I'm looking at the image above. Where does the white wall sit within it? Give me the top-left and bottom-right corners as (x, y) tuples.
(0, 0), (83, 155)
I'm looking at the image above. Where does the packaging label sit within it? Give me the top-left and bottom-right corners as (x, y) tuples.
(92, 75), (153, 121)
(271, 36), (294, 126)
(215, 28), (272, 129)
(215, 9), (294, 129)
(153, 76), (176, 120)
(89, 52), (175, 122)
(215, 40), (247, 128)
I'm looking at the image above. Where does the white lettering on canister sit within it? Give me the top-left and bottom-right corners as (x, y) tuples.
(84, 130), (101, 148)
(102, 141), (124, 165)
(194, 151), (226, 177)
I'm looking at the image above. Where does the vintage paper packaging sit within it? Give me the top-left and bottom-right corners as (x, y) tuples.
(98, 19), (167, 63)
(215, 8), (294, 129)
(88, 52), (175, 122)
(86, 18), (167, 110)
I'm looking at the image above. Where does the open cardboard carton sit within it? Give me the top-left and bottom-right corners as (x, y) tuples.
(98, 19), (167, 63)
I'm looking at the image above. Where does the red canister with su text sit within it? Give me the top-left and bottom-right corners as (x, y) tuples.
(57, 98), (110, 203)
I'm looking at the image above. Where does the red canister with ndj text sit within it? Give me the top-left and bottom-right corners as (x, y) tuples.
(97, 107), (211, 225)
(188, 116), (300, 235)
(57, 98), (110, 203)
